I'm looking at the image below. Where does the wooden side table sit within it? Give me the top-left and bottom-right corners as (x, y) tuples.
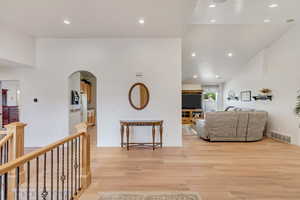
(120, 120), (163, 150)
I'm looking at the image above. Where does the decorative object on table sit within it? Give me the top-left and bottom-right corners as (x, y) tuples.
(253, 88), (273, 101)
(128, 82), (150, 110)
(227, 90), (239, 101)
(240, 90), (252, 102)
(295, 90), (300, 116)
(98, 192), (202, 200)
(120, 120), (163, 150)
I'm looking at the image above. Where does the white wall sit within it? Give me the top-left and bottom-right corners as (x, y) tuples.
(224, 25), (300, 145)
(182, 83), (202, 90)
(0, 23), (35, 67)
(0, 38), (182, 147)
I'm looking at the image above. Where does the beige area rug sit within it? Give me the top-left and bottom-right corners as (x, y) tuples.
(98, 192), (201, 200)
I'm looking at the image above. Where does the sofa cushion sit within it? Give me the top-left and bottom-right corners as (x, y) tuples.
(246, 111), (268, 141)
(206, 112), (239, 138)
(225, 106), (235, 111)
(240, 108), (256, 112)
(194, 110), (268, 142)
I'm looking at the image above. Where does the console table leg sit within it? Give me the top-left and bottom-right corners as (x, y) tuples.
(126, 125), (130, 151)
(120, 125), (124, 147)
(160, 125), (163, 148)
(152, 125), (155, 150)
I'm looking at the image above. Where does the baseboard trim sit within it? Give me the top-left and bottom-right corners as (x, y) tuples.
(269, 131), (291, 144)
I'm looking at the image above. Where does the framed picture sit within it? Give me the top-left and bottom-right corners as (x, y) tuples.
(240, 90), (252, 102)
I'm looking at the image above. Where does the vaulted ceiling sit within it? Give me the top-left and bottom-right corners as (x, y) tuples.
(0, 0), (298, 84)
(182, 24), (290, 84)
(184, 0), (298, 84)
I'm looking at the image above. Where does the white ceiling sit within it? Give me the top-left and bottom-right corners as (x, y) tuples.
(0, 0), (196, 37)
(0, 0), (298, 84)
(184, 0), (299, 84)
(182, 24), (291, 84)
(192, 0), (300, 24)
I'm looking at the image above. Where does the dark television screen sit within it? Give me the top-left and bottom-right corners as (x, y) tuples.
(182, 94), (202, 109)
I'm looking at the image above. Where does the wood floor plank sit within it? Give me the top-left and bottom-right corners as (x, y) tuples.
(49, 127), (300, 200)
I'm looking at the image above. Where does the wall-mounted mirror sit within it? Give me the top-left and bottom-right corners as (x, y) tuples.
(129, 83), (150, 110)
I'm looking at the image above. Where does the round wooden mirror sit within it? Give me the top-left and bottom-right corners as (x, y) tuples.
(129, 83), (150, 110)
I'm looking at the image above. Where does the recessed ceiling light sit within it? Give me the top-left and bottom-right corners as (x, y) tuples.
(193, 75), (198, 79)
(191, 52), (196, 57)
(210, 19), (216, 23)
(268, 3), (279, 8)
(209, 4), (216, 8)
(138, 18), (145, 25)
(264, 19), (271, 23)
(227, 52), (233, 57)
(63, 19), (71, 25)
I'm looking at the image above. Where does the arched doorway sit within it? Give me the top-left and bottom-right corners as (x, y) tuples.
(0, 80), (20, 129)
(68, 71), (97, 141)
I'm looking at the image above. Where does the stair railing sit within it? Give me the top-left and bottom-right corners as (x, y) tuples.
(0, 122), (91, 200)
(0, 122), (26, 165)
(0, 122), (27, 200)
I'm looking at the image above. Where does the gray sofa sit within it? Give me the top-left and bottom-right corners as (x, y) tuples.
(195, 110), (268, 142)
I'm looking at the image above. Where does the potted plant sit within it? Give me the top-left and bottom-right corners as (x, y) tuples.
(260, 88), (272, 95)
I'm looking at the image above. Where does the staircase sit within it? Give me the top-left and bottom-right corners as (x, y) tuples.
(0, 122), (92, 200)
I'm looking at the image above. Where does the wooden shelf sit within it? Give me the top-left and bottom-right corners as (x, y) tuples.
(253, 95), (273, 101)
(182, 109), (203, 124)
(182, 90), (202, 94)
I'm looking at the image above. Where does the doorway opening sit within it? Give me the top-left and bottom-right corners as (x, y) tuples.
(0, 80), (20, 129)
(68, 71), (97, 142)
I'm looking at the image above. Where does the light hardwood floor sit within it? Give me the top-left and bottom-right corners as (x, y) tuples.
(80, 127), (300, 200)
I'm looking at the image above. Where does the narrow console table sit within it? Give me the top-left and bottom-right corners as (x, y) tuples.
(120, 120), (163, 150)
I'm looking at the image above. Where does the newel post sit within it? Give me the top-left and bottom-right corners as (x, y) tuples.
(6, 122), (27, 160)
(6, 122), (27, 200)
(75, 122), (91, 189)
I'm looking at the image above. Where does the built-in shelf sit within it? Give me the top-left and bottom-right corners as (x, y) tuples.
(182, 90), (203, 124)
(253, 95), (273, 101)
(182, 109), (203, 124)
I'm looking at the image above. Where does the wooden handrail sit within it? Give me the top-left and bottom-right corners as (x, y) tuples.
(0, 133), (13, 148)
(0, 122), (91, 200)
(0, 131), (84, 174)
(0, 130), (8, 135)
(0, 122), (27, 200)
